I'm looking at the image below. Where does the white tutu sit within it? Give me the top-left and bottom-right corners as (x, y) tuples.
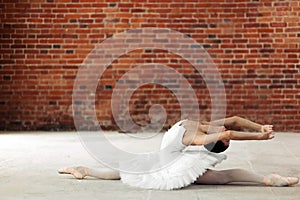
(120, 120), (227, 190)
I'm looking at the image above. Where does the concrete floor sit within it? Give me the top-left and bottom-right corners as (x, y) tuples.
(0, 131), (299, 200)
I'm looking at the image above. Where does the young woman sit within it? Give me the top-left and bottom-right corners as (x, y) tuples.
(58, 116), (299, 190)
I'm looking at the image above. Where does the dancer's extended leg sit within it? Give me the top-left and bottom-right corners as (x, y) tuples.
(195, 169), (263, 185)
(58, 166), (120, 180)
(195, 169), (299, 186)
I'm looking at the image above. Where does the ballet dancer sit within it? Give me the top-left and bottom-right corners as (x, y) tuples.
(58, 116), (299, 190)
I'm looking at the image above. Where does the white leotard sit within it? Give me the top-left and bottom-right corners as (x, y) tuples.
(120, 120), (227, 190)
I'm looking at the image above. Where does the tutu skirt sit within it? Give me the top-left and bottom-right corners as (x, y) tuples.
(120, 120), (227, 190)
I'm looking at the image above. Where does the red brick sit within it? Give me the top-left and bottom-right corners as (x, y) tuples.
(0, 0), (299, 132)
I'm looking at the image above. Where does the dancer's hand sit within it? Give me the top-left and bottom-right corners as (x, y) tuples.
(261, 125), (273, 134)
(260, 132), (275, 140)
(259, 125), (275, 140)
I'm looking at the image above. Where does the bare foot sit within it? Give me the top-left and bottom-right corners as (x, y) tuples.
(261, 125), (273, 133)
(263, 174), (299, 186)
(58, 166), (89, 179)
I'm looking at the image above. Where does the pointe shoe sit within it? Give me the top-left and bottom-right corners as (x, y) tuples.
(58, 168), (73, 174)
(58, 167), (89, 179)
(263, 174), (299, 187)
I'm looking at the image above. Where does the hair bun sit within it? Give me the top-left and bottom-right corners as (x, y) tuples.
(204, 140), (229, 153)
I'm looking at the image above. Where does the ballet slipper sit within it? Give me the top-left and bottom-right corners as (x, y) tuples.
(58, 167), (89, 179)
(72, 167), (89, 179)
(263, 174), (299, 187)
(58, 167), (74, 174)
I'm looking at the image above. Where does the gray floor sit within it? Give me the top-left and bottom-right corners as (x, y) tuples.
(0, 131), (299, 200)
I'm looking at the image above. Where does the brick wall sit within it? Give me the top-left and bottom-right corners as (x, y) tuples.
(1, 0), (300, 131)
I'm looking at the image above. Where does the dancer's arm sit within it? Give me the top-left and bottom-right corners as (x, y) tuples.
(210, 116), (267, 132)
(191, 130), (274, 145)
(222, 130), (274, 141)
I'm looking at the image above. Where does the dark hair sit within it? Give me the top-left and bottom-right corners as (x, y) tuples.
(204, 140), (229, 153)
